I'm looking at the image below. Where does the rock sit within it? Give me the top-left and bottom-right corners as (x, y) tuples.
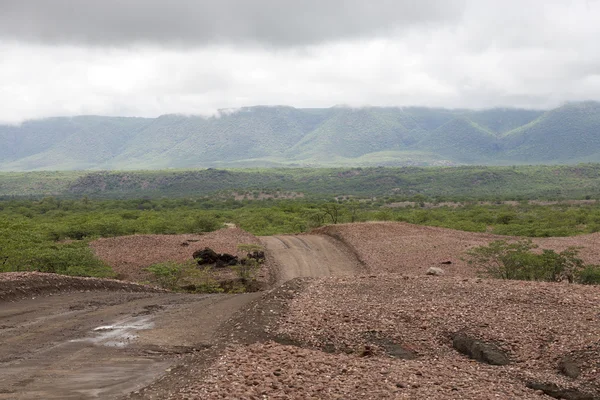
(559, 356), (581, 379)
(215, 253), (238, 268)
(526, 382), (595, 400)
(193, 248), (238, 268)
(247, 251), (266, 262)
(193, 248), (219, 265)
(365, 333), (419, 360)
(426, 267), (445, 276)
(359, 345), (374, 357)
(452, 332), (510, 366)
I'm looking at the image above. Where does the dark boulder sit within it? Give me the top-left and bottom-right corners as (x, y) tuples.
(193, 247), (238, 268)
(452, 332), (510, 366)
(247, 250), (266, 262)
(215, 253), (238, 268)
(526, 382), (596, 400)
(193, 248), (219, 265)
(559, 356), (582, 379)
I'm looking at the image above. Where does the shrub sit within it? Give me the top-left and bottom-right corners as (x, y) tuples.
(577, 265), (600, 285)
(187, 215), (222, 233)
(231, 243), (264, 285)
(230, 258), (261, 283)
(465, 239), (586, 282)
(145, 261), (222, 292)
(144, 261), (187, 290)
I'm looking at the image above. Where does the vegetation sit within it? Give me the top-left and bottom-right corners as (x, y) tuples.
(145, 261), (222, 292)
(4, 194), (600, 279)
(465, 240), (599, 284)
(233, 244), (264, 284)
(5, 164), (600, 201)
(4, 103), (600, 170)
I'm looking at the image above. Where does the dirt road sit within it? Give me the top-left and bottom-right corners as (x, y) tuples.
(0, 290), (260, 399)
(0, 234), (360, 399)
(260, 235), (362, 282)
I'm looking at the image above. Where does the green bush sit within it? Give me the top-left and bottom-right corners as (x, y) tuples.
(577, 265), (600, 285)
(465, 239), (586, 282)
(145, 261), (188, 290)
(187, 215), (222, 233)
(145, 261), (222, 293)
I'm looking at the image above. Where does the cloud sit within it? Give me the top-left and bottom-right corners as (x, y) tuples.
(1, 0), (600, 123)
(0, 0), (465, 47)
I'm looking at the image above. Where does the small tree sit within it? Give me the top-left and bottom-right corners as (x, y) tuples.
(233, 244), (264, 284)
(322, 202), (342, 224)
(465, 239), (537, 280)
(231, 258), (261, 283)
(465, 240), (586, 282)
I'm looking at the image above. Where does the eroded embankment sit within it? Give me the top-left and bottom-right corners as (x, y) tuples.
(0, 272), (165, 302)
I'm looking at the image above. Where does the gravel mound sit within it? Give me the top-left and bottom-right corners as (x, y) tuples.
(0, 272), (164, 302)
(166, 274), (600, 398)
(315, 222), (600, 276)
(90, 227), (263, 282)
(170, 341), (543, 399)
(274, 275), (600, 396)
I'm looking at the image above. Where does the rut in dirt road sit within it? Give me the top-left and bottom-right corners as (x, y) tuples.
(261, 235), (363, 283)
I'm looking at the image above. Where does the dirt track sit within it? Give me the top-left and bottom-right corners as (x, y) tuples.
(260, 235), (362, 283)
(0, 290), (261, 399)
(0, 234), (358, 399)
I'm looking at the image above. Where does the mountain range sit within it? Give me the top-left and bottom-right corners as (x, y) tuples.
(2, 101), (600, 170)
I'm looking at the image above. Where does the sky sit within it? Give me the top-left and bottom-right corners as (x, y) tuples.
(1, 0), (600, 123)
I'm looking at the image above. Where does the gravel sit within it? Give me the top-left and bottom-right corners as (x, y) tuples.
(90, 227), (264, 282)
(315, 222), (600, 277)
(170, 341), (544, 399)
(7, 222), (600, 398)
(174, 275), (600, 398)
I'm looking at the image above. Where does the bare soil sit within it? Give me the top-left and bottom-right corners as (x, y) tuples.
(0, 232), (359, 399)
(315, 221), (600, 277)
(0, 288), (261, 399)
(170, 273), (600, 399)
(3, 223), (600, 399)
(260, 235), (362, 283)
(90, 227), (268, 284)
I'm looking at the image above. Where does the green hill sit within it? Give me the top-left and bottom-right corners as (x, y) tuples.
(417, 117), (500, 163)
(503, 102), (600, 163)
(1, 103), (600, 170)
(288, 108), (423, 160)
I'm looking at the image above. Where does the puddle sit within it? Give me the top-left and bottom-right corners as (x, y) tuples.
(73, 316), (154, 348)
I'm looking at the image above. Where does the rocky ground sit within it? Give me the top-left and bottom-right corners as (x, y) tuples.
(167, 275), (600, 399)
(167, 223), (600, 399)
(3, 222), (600, 399)
(315, 222), (600, 277)
(90, 227), (270, 285)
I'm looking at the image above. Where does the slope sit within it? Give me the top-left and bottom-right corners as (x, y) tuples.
(503, 102), (600, 163)
(288, 107), (423, 160)
(416, 117), (500, 162)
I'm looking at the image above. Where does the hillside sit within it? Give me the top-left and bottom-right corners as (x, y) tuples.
(503, 102), (600, 163)
(3, 164), (600, 200)
(0, 102), (599, 170)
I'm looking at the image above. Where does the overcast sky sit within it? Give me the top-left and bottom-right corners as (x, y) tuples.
(1, 0), (599, 123)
